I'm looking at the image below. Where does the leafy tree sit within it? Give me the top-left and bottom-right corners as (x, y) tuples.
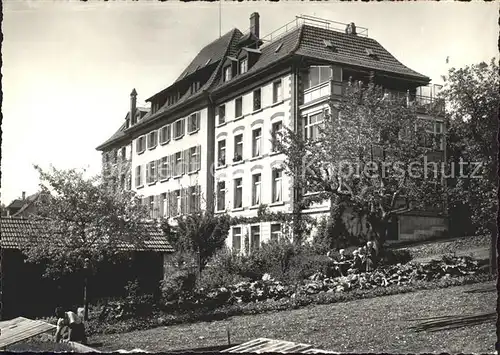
(21, 165), (151, 279)
(278, 80), (445, 251)
(162, 211), (230, 277)
(441, 58), (499, 274)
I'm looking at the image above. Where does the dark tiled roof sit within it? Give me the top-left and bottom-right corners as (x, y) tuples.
(175, 29), (239, 82)
(0, 217), (173, 252)
(7, 199), (24, 209)
(131, 29), (244, 131)
(12, 192), (41, 217)
(295, 25), (429, 82)
(96, 108), (149, 151)
(212, 26), (303, 92)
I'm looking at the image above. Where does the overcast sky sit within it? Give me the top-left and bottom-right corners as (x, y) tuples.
(1, 0), (498, 204)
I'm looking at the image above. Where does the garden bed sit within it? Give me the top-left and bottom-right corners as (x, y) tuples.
(84, 254), (493, 336)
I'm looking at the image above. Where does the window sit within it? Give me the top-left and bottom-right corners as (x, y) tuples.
(217, 105), (226, 125)
(174, 190), (181, 216)
(303, 112), (325, 140)
(217, 181), (226, 211)
(174, 152), (182, 176)
(235, 97), (243, 118)
(161, 193), (168, 218)
(271, 121), (283, 152)
(159, 156), (169, 180)
(135, 165), (142, 187)
(217, 139), (226, 167)
(188, 112), (200, 134)
(234, 134), (243, 162)
(234, 177), (243, 209)
(272, 168), (283, 203)
(146, 161), (157, 184)
(232, 227), (242, 251)
(223, 66), (232, 82)
(120, 147), (126, 160)
(160, 125), (171, 144)
(188, 146), (199, 173)
(304, 66), (332, 90)
(252, 128), (261, 157)
(252, 173), (261, 206)
(147, 131), (158, 149)
(253, 89), (261, 111)
(174, 119), (185, 139)
(149, 196), (155, 219)
(250, 226), (260, 251)
(136, 136), (146, 153)
(239, 58), (247, 75)
(271, 223), (282, 241)
(120, 174), (125, 189)
(188, 186), (200, 213)
(112, 150), (118, 164)
(273, 80), (283, 103)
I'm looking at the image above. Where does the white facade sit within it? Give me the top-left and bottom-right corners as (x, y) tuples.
(131, 108), (209, 218)
(214, 74), (293, 250)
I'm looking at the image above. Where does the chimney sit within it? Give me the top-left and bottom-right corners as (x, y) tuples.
(130, 88), (137, 126)
(250, 12), (260, 38)
(22, 191), (26, 200)
(345, 22), (357, 35)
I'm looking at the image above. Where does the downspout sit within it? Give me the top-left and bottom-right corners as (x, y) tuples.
(205, 91), (216, 213)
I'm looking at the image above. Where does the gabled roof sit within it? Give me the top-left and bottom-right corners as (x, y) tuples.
(96, 107), (149, 151)
(295, 25), (429, 82)
(7, 199), (24, 209)
(0, 217), (173, 252)
(12, 192), (42, 217)
(213, 26), (303, 92)
(175, 28), (239, 83)
(130, 29), (244, 131)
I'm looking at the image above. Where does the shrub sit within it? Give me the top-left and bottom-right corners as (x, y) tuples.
(285, 247), (332, 282)
(160, 268), (197, 303)
(197, 249), (250, 290)
(380, 248), (413, 265)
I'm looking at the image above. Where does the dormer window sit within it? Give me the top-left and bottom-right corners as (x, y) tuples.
(239, 58), (248, 75)
(365, 48), (377, 58)
(323, 39), (336, 50)
(223, 66), (232, 82)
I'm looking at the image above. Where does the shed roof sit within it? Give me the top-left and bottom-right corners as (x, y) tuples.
(0, 217), (173, 253)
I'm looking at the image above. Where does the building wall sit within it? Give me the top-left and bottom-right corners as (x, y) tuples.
(214, 74), (293, 249)
(132, 108), (209, 213)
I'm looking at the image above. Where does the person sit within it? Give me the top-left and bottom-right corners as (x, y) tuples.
(365, 241), (375, 272)
(349, 250), (363, 273)
(54, 307), (87, 344)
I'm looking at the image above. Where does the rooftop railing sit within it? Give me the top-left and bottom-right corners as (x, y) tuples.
(243, 15), (369, 49)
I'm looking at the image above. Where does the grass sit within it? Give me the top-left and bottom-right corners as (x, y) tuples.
(90, 281), (497, 353)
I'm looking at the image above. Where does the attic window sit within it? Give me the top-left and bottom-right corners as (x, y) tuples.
(323, 39), (335, 49)
(205, 58), (211, 66)
(275, 43), (283, 53)
(365, 48), (377, 58)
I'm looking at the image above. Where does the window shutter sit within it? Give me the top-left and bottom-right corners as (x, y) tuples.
(182, 149), (188, 175)
(167, 155), (172, 179)
(180, 188), (186, 214)
(153, 195), (159, 219)
(155, 160), (159, 181)
(196, 145), (201, 171)
(196, 185), (201, 211)
(181, 118), (185, 136)
(196, 113), (200, 131)
(158, 194), (164, 218)
(146, 163), (150, 184)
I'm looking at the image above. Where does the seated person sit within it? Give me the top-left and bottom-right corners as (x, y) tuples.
(54, 307), (87, 344)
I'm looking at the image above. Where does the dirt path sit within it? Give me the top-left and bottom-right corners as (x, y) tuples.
(90, 281), (496, 353)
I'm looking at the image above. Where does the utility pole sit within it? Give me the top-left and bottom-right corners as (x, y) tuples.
(219, 0), (222, 38)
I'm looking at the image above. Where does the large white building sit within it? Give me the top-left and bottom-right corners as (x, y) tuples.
(97, 14), (447, 251)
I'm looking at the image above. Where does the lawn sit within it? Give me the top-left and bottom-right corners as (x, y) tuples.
(90, 281), (497, 353)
